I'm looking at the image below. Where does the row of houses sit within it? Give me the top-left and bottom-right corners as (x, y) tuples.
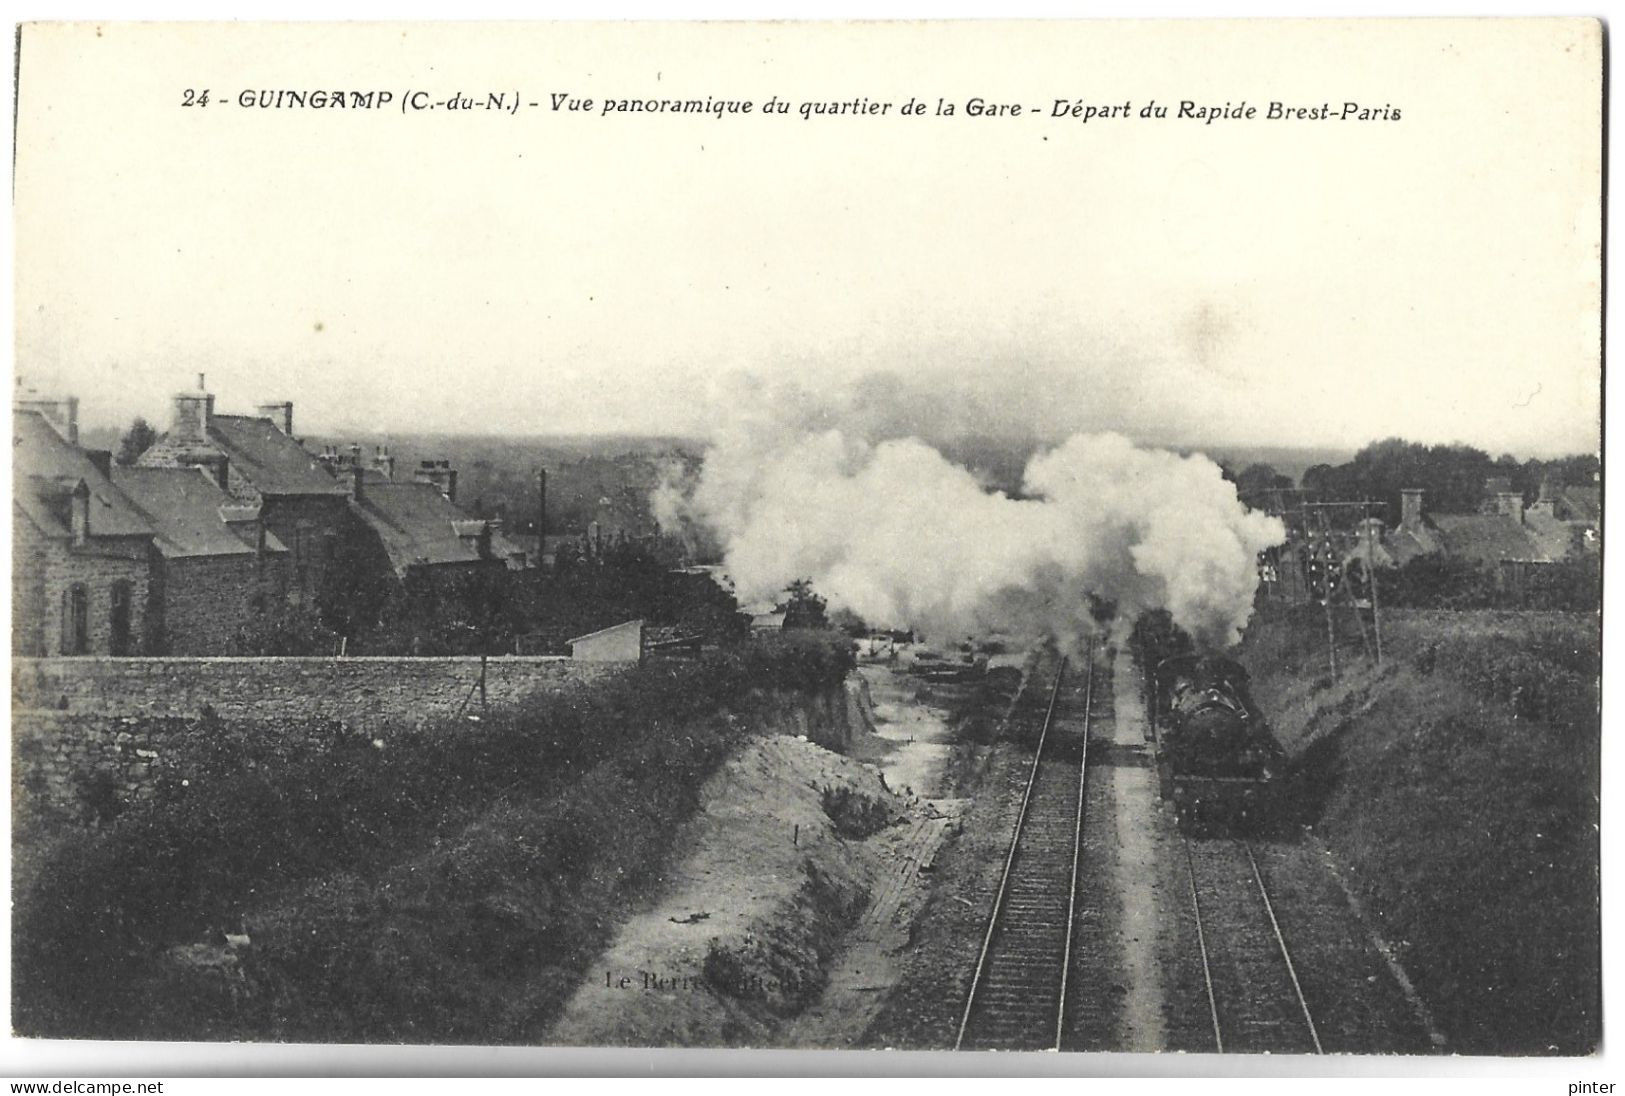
(13, 377), (530, 656)
(1357, 483), (1600, 570)
(1262, 480), (1600, 605)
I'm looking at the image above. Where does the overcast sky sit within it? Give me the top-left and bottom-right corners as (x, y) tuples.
(12, 19), (1602, 457)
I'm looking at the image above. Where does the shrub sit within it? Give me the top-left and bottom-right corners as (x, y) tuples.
(820, 784), (892, 838)
(13, 639), (855, 1041)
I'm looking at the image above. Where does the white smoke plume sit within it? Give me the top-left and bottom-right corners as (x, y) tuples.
(654, 377), (1285, 651)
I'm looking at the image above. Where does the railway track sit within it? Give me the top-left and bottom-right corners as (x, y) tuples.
(1184, 837), (1323, 1055)
(955, 650), (1094, 1051)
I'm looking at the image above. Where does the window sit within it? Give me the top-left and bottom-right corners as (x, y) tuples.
(109, 581), (133, 655)
(62, 583), (89, 655)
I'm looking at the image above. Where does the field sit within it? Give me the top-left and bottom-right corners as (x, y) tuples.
(1236, 604), (1600, 1054)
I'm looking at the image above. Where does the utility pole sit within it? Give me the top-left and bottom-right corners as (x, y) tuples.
(1364, 499), (1384, 665)
(536, 467), (548, 570)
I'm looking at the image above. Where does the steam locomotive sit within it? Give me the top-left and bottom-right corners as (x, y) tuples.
(1140, 635), (1281, 834)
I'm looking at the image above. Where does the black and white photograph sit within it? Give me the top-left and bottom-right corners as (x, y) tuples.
(4, 16), (1606, 1077)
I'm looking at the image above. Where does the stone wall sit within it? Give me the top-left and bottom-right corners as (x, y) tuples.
(158, 554), (288, 655)
(14, 533), (153, 656)
(12, 655), (621, 726)
(14, 712), (190, 824)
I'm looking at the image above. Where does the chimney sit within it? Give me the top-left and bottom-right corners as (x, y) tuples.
(70, 479), (91, 545)
(13, 391), (81, 445)
(1400, 488), (1424, 532)
(1498, 491), (1524, 525)
(1530, 477), (1558, 518)
(172, 374), (214, 446)
(372, 445), (396, 480)
(257, 401), (294, 435)
(414, 459), (458, 502)
(349, 463), (365, 502)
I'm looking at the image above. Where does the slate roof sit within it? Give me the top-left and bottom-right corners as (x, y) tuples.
(1523, 510), (1580, 561)
(1431, 514), (1554, 564)
(111, 465), (288, 559)
(208, 415), (349, 497)
(1385, 521), (1442, 565)
(1560, 486), (1601, 523)
(12, 410), (153, 539)
(353, 473), (501, 574)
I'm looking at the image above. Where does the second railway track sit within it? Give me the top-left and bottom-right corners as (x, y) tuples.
(1184, 837), (1324, 1055)
(955, 649), (1096, 1051)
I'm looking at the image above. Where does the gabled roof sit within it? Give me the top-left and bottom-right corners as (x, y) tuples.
(1386, 521), (1442, 565)
(208, 415), (349, 497)
(1432, 514), (1554, 564)
(1560, 486), (1601, 523)
(353, 474), (499, 574)
(111, 465), (288, 559)
(1523, 510), (1580, 561)
(12, 410), (154, 539)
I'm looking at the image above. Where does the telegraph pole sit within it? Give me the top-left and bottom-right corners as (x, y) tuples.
(1364, 499), (1384, 665)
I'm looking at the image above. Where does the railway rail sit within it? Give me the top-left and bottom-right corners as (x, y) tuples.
(1183, 837), (1324, 1055)
(955, 650), (1094, 1051)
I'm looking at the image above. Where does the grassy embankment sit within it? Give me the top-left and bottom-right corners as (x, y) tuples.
(1239, 604), (1600, 1054)
(12, 632), (855, 1044)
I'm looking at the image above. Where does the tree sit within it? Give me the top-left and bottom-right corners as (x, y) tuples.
(1233, 463), (1294, 503)
(781, 579), (829, 630)
(115, 418), (158, 466)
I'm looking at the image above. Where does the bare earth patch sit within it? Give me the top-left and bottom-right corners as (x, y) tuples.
(546, 675), (953, 1048)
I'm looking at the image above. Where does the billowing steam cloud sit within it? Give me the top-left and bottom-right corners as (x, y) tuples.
(655, 379), (1285, 651)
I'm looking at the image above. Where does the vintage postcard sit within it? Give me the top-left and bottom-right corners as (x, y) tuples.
(6, 17), (1604, 1074)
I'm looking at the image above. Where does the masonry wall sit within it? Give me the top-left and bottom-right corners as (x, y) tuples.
(159, 554), (289, 655)
(259, 496), (360, 607)
(14, 712), (187, 824)
(12, 655), (621, 726)
(14, 534), (155, 656)
(12, 514), (52, 657)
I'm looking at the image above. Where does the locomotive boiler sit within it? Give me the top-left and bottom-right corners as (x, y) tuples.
(1148, 652), (1281, 833)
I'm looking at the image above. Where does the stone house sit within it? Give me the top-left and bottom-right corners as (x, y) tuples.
(319, 449), (528, 585)
(137, 378), (358, 605)
(110, 465), (290, 654)
(13, 405), (156, 655)
(13, 397), (293, 656)
(1347, 485), (1595, 573)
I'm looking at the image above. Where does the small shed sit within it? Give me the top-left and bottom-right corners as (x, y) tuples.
(568, 619), (645, 663)
(750, 611), (788, 633)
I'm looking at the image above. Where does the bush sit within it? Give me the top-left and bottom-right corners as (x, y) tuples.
(1379, 555), (1601, 612)
(820, 784), (892, 838)
(12, 639), (857, 1042)
(228, 604), (340, 656)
